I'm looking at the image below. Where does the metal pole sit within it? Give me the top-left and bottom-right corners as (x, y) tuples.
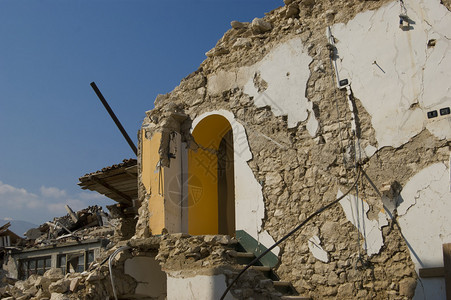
(90, 82), (137, 156)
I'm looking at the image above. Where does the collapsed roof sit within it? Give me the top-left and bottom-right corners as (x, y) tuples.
(77, 158), (138, 207)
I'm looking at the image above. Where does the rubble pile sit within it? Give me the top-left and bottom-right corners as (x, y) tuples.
(223, 268), (281, 300)
(24, 206), (114, 247)
(129, 234), (283, 299)
(0, 205), (130, 299)
(0, 269), (9, 288)
(0, 222), (23, 249)
(0, 242), (136, 300)
(1, 233), (278, 299)
(133, 182), (150, 239)
(1, 223), (23, 288)
(131, 234), (237, 272)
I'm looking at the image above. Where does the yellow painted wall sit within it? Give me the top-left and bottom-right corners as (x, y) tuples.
(188, 115), (232, 235)
(142, 131), (165, 235)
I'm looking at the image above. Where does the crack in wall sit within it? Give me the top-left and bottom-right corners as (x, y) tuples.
(398, 162), (449, 216)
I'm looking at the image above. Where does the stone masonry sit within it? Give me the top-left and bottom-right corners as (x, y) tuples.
(138, 0), (451, 299)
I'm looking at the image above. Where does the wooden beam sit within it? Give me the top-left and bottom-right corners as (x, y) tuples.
(443, 243), (451, 300)
(90, 176), (133, 206)
(419, 267), (445, 278)
(80, 176), (137, 189)
(125, 165), (138, 177)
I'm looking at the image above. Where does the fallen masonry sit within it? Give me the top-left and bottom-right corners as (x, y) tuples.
(2, 0), (451, 298)
(1, 234), (295, 299)
(1, 205), (116, 282)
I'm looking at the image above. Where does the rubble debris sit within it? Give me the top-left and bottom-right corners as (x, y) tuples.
(251, 17), (273, 34)
(24, 228), (42, 240)
(230, 20), (248, 29)
(1, 222), (24, 290)
(19, 205), (112, 247)
(65, 205), (79, 223)
(0, 223), (23, 247)
(1, 233), (289, 299)
(1, 205), (119, 289)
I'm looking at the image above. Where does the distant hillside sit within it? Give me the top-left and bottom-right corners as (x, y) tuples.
(4, 220), (38, 237)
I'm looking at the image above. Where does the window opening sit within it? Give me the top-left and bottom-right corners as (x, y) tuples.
(57, 254), (67, 274)
(19, 256), (51, 280)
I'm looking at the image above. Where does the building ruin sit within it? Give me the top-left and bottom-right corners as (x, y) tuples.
(2, 0), (451, 299)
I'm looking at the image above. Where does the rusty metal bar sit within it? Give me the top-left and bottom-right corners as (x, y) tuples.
(90, 82), (137, 156)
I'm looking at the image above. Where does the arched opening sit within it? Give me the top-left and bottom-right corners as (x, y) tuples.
(188, 115), (235, 235)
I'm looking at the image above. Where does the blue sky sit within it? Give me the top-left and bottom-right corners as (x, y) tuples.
(0, 0), (281, 225)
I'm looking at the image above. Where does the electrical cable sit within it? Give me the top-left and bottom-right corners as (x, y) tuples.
(399, 0), (407, 16)
(109, 246), (131, 300)
(327, 30), (364, 262)
(353, 135), (364, 262)
(359, 168), (426, 299)
(327, 29), (364, 262)
(327, 26), (353, 171)
(398, 0), (409, 28)
(157, 161), (163, 196)
(220, 166), (362, 300)
(87, 256), (109, 272)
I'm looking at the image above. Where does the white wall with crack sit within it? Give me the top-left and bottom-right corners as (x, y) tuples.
(338, 190), (388, 256)
(328, 1), (451, 298)
(398, 162), (451, 300)
(137, 0), (451, 298)
(331, 0), (451, 149)
(207, 37), (317, 132)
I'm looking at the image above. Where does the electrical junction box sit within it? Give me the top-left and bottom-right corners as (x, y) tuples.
(426, 106), (451, 122)
(339, 79), (349, 88)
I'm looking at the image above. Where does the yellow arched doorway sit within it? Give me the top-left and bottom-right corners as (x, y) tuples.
(188, 114), (235, 235)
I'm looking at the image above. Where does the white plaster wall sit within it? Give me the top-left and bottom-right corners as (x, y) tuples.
(192, 110), (279, 256)
(167, 274), (235, 300)
(397, 162), (451, 300)
(308, 235), (329, 263)
(331, 0), (451, 148)
(242, 38), (315, 129)
(124, 256), (167, 299)
(207, 38), (317, 131)
(338, 190), (388, 256)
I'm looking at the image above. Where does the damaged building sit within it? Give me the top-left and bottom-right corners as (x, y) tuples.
(3, 206), (114, 281)
(2, 0), (451, 299)
(0, 161), (141, 288)
(132, 0), (451, 298)
(0, 223), (22, 250)
(0, 223), (23, 276)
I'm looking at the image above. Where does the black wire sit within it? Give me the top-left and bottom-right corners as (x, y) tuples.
(220, 167), (362, 300)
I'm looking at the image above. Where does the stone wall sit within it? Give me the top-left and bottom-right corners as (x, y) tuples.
(130, 234), (281, 300)
(139, 0), (451, 299)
